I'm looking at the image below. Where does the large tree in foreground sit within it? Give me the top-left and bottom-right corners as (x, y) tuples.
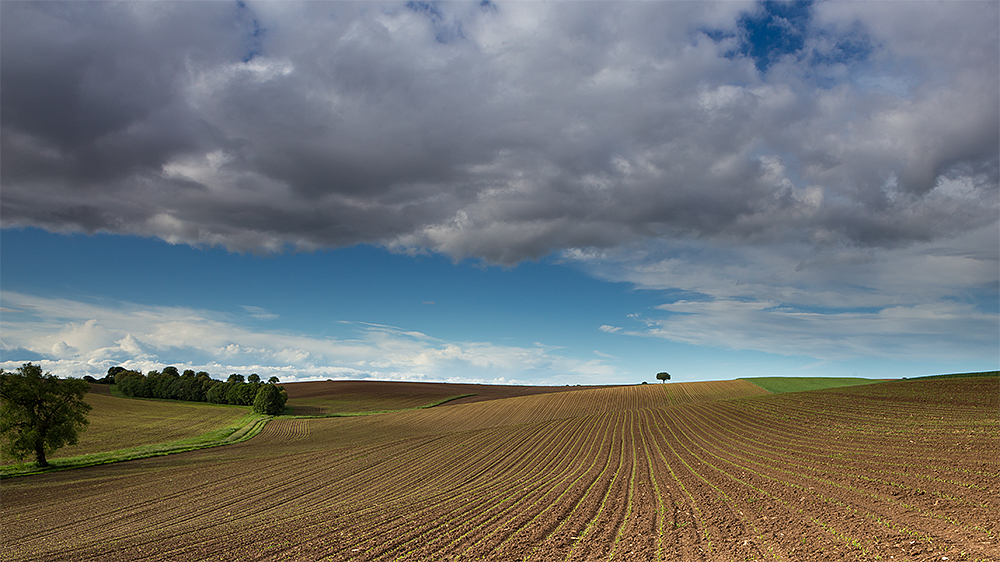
(0, 363), (91, 467)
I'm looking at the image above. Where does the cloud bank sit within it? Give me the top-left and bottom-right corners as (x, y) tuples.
(3, 1), (995, 260)
(574, 223), (998, 363)
(2, 1), (997, 371)
(0, 291), (614, 384)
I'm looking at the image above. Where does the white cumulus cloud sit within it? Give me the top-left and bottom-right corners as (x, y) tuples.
(0, 291), (617, 384)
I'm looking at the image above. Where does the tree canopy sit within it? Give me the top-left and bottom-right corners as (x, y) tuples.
(113, 367), (285, 411)
(253, 384), (287, 415)
(656, 371), (671, 383)
(0, 363), (92, 467)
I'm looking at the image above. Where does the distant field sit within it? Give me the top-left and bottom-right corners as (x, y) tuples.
(1, 385), (251, 465)
(282, 379), (589, 415)
(2, 375), (996, 561)
(740, 376), (884, 394)
(911, 370), (1000, 380)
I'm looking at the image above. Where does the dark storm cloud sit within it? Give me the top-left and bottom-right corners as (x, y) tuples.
(2, 1), (997, 262)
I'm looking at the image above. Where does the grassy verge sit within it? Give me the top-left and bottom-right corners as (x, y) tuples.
(740, 377), (884, 394)
(1, 412), (270, 479)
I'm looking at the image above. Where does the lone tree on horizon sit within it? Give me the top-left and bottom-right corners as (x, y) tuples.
(1, 363), (92, 467)
(656, 371), (671, 383)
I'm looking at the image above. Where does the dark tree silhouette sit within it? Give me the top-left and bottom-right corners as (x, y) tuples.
(1, 363), (91, 467)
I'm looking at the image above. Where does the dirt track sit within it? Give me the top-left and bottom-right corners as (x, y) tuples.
(2, 377), (996, 561)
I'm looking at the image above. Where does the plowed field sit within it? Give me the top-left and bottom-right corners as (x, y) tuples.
(2, 376), (996, 561)
(282, 379), (588, 416)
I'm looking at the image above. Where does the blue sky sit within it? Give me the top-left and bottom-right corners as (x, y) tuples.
(1, 1), (997, 385)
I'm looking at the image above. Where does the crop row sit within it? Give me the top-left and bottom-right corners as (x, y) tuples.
(2, 377), (996, 561)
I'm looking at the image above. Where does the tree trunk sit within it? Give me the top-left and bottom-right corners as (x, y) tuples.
(34, 442), (48, 467)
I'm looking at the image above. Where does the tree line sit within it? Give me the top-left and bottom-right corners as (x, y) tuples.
(99, 366), (287, 415)
(2, 363), (289, 468)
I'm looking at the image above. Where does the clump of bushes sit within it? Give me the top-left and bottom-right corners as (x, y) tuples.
(108, 366), (287, 414)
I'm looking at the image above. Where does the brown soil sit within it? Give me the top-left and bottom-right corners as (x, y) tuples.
(2, 376), (996, 562)
(86, 382), (113, 395)
(282, 379), (596, 415)
(283, 379), (590, 402)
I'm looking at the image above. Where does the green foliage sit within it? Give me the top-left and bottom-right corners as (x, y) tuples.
(227, 382), (257, 406)
(740, 377), (882, 394)
(111, 366), (282, 410)
(253, 384), (287, 415)
(115, 369), (150, 397)
(206, 382), (228, 404)
(0, 363), (92, 467)
(656, 372), (670, 383)
(102, 366), (126, 384)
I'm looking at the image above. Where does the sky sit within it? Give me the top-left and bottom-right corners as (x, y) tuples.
(1, 0), (998, 385)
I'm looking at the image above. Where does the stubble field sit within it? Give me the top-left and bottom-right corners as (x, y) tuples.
(1, 376), (997, 561)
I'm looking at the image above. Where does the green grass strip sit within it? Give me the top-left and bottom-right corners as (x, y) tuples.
(1, 412), (270, 479)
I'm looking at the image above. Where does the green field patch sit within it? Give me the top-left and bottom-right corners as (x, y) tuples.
(1, 387), (265, 478)
(739, 376), (884, 394)
(59, 388), (251, 457)
(1, 411), (267, 479)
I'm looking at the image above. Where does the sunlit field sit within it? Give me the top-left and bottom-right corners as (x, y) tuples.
(2, 375), (997, 561)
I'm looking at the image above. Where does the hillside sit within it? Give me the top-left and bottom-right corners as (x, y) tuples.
(2, 375), (996, 562)
(1, 385), (251, 466)
(740, 376), (883, 394)
(282, 379), (586, 415)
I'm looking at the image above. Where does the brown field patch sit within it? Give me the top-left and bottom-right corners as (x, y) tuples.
(281, 379), (590, 415)
(1, 376), (996, 561)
